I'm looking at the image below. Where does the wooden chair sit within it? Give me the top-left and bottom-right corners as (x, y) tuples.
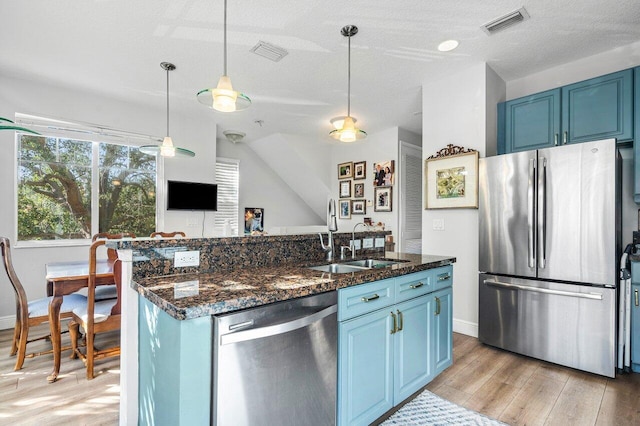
(68, 239), (121, 379)
(150, 231), (186, 238)
(91, 232), (135, 301)
(1, 236), (87, 371)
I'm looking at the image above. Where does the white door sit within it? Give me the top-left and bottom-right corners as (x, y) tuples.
(399, 141), (422, 254)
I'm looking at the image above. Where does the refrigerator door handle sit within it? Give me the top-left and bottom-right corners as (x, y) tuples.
(528, 158), (536, 268)
(484, 279), (603, 300)
(538, 156), (546, 269)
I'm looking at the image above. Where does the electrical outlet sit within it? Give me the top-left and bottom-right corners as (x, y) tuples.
(174, 250), (200, 267)
(375, 237), (385, 248)
(433, 219), (445, 231)
(350, 239), (362, 250)
(363, 238), (374, 248)
(187, 216), (199, 228)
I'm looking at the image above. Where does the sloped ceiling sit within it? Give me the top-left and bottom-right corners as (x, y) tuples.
(2, 0), (640, 143)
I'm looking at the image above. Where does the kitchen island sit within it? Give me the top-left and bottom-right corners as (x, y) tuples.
(112, 233), (455, 425)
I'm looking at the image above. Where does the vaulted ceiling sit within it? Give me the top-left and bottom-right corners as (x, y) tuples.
(3, 0), (640, 142)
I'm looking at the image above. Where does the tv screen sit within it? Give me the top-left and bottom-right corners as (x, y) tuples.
(167, 180), (217, 211)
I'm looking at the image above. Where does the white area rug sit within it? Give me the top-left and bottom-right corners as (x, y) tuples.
(381, 390), (508, 425)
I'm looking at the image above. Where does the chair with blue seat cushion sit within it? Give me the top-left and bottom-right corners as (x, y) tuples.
(68, 239), (122, 379)
(91, 232), (135, 301)
(1, 236), (87, 371)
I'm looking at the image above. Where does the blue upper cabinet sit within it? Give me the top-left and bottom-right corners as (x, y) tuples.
(502, 89), (561, 153)
(634, 67), (640, 203)
(498, 67), (634, 155)
(561, 69), (633, 144)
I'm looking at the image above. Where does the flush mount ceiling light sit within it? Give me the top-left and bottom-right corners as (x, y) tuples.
(140, 62), (195, 158)
(329, 25), (366, 143)
(223, 130), (246, 143)
(197, 0), (251, 112)
(437, 40), (459, 52)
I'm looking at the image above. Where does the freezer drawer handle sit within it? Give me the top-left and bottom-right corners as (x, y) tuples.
(484, 280), (603, 300)
(409, 282), (424, 289)
(220, 304), (337, 345)
(361, 294), (380, 302)
(635, 289), (639, 306)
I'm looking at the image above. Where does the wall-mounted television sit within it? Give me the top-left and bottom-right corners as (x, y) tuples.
(167, 180), (217, 211)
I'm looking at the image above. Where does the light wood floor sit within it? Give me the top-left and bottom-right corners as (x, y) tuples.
(1, 329), (638, 425)
(0, 324), (120, 426)
(426, 333), (640, 426)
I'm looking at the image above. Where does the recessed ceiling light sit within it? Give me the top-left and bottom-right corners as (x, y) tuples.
(437, 40), (459, 52)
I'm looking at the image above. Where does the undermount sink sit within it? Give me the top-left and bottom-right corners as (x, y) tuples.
(307, 263), (369, 274)
(343, 259), (404, 268)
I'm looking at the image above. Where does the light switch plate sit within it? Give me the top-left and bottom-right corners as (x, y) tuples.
(363, 238), (374, 248)
(375, 237), (385, 248)
(174, 250), (200, 267)
(433, 219), (445, 231)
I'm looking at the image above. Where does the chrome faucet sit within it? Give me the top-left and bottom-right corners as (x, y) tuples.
(319, 199), (338, 262)
(351, 222), (370, 259)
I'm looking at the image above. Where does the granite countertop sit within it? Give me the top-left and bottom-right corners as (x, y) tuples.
(132, 252), (456, 320)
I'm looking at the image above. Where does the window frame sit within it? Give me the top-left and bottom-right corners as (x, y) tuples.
(215, 157), (240, 237)
(13, 118), (163, 248)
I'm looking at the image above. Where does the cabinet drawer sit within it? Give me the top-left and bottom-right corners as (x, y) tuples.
(395, 270), (433, 303)
(432, 265), (453, 292)
(338, 278), (396, 321)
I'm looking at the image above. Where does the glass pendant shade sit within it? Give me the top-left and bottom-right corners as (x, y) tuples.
(329, 116), (367, 142)
(139, 62), (195, 158)
(197, 0), (251, 112)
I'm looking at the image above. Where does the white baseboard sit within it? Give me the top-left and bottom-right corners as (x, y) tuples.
(0, 315), (15, 331)
(453, 318), (478, 338)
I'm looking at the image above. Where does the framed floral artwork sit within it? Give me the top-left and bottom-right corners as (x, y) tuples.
(424, 149), (478, 209)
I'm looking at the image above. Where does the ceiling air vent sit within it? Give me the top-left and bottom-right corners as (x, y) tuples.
(481, 7), (530, 35)
(250, 41), (288, 62)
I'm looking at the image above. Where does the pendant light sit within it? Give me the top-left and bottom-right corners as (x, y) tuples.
(140, 62), (195, 158)
(196, 0), (251, 112)
(329, 25), (366, 143)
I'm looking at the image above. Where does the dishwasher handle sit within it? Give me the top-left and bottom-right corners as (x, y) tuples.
(220, 304), (337, 345)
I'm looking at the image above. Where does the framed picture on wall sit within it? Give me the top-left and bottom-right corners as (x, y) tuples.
(354, 161), (366, 180)
(351, 200), (366, 215)
(373, 160), (394, 187)
(339, 180), (351, 198)
(374, 186), (392, 212)
(244, 207), (265, 235)
(424, 150), (479, 209)
(338, 162), (353, 179)
(354, 182), (365, 198)
(339, 200), (351, 219)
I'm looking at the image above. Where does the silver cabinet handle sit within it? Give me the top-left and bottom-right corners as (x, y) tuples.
(635, 289), (639, 307)
(361, 294), (380, 302)
(538, 157), (546, 269)
(563, 131), (568, 144)
(528, 158), (535, 269)
(220, 304), (337, 345)
(409, 282), (424, 289)
(390, 311), (397, 334)
(435, 297), (441, 315)
(438, 274), (450, 281)
(397, 309), (403, 331)
(554, 133), (559, 146)
(484, 279), (603, 300)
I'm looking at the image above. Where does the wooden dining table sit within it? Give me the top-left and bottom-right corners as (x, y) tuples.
(45, 259), (114, 383)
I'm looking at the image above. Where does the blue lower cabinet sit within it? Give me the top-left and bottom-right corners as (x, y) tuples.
(338, 268), (454, 426)
(432, 287), (453, 376)
(338, 308), (394, 426)
(393, 296), (433, 403)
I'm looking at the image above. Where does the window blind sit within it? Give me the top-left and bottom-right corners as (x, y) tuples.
(215, 159), (240, 236)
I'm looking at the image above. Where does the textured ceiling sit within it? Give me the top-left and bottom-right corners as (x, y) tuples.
(2, 0), (640, 142)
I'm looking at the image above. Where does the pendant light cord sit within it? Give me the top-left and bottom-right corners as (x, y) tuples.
(166, 66), (170, 136)
(347, 32), (351, 117)
(223, 0), (228, 76)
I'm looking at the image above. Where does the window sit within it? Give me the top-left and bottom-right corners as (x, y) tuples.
(215, 159), (239, 236)
(17, 133), (157, 242)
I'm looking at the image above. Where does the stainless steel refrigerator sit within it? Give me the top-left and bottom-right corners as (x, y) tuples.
(478, 138), (620, 378)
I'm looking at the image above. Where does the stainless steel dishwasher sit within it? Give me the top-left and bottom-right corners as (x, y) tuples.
(212, 291), (337, 426)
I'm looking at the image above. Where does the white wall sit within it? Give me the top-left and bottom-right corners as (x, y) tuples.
(0, 73), (216, 326)
(331, 127), (401, 238)
(422, 63), (506, 337)
(216, 137), (324, 234)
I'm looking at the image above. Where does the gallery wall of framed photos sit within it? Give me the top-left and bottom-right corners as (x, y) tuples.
(336, 159), (395, 220)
